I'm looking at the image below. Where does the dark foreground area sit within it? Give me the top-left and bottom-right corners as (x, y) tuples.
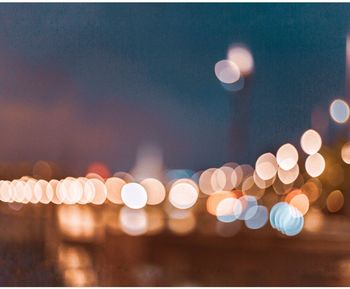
(0, 203), (350, 286)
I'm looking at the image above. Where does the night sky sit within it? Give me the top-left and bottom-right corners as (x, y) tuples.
(0, 3), (348, 173)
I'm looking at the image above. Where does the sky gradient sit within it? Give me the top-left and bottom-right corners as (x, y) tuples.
(0, 4), (348, 173)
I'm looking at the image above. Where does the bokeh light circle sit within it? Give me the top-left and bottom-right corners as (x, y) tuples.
(206, 191), (236, 216)
(255, 153), (278, 181)
(289, 193), (309, 216)
(300, 129), (322, 155)
(238, 195), (258, 220)
(330, 99), (350, 124)
(301, 179), (322, 203)
(105, 177), (125, 204)
(242, 176), (265, 200)
(327, 190), (344, 213)
(216, 197), (242, 223)
(214, 60), (240, 84)
(277, 164), (299, 185)
(121, 183), (148, 209)
(227, 45), (254, 76)
(270, 202), (304, 236)
(341, 142), (350, 164)
(276, 143), (299, 170)
(169, 181), (198, 210)
(305, 153), (325, 177)
(140, 178), (166, 205)
(245, 205), (268, 229)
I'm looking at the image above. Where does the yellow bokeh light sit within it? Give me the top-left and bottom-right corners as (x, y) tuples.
(341, 142), (350, 164)
(90, 178), (107, 205)
(289, 193), (309, 216)
(105, 177), (125, 205)
(327, 190), (344, 213)
(215, 197), (242, 222)
(284, 189), (302, 203)
(140, 178), (166, 205)
(301, 178), (322, 203)
(227, 44), (254, 76)
(206, 191), (237, 216)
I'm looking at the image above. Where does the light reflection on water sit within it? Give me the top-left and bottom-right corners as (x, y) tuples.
(1, 202), (350, 286)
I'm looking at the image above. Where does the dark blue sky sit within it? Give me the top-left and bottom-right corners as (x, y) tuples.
(0, 4), (348, 172)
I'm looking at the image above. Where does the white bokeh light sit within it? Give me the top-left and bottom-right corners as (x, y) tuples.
(121, 183), (148, 209)
(300, 129), (322, 155)
(276, 143), (299, 171)
(214, 60), (240, 84)
(169, 182), (198, 210)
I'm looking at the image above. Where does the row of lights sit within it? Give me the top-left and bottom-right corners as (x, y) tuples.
(0, 120), (347, 237)
(2, 43), (350, 239)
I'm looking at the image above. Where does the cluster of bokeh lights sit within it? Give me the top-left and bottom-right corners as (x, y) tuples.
(1, 42), (349, 241)
(0, 117), (347, 238)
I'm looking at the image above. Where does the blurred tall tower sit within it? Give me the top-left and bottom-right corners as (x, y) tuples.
(229, 77), (253, 163)
(343, 34), (350, 217)
(346, 34), (350, 99)
(130, 142), (164, 181)
(226, 44), (255, 164)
